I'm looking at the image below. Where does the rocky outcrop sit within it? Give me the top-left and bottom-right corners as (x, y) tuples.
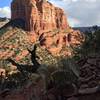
(38, 29), (84, 56)
(11, 0), (68, 32)
(77, 55), (100, 89)
(11, 0), (84, 56)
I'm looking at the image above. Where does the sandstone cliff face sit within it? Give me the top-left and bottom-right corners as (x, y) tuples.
(11, 0), (84, 56)
(11, 0), (68, 32)
(38, 29), (84, 56)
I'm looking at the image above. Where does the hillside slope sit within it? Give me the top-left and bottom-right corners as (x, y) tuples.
(0, 23), (84, 73)
(0, 0), (84, 73)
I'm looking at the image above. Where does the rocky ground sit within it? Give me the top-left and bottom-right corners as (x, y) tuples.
(78, 54), (100, 88)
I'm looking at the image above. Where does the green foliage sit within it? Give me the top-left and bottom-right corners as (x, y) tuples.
(73, 29), (100, 59)
(50, 57), (79, 89)
(0, 28), (8, 36)
(14, 49), (20, 55)
(58, 58), (79, 77)
(0, 72), (27, 90)
(93, 30), (100, 51)
(0, 42), (80, 92)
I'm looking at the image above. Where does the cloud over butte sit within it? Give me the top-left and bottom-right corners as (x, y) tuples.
(50, 0), (100, 27)
(0, 0), (100, 26)
(0, 6), (11, 18)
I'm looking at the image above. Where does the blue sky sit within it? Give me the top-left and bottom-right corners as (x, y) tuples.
(0, 0), (12, 18)
(0, 0), (12, 7)
(0, 0), (100, 27)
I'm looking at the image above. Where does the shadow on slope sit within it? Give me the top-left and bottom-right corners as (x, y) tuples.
(0, 19), (25, 36)
(0, 18), (25, 30)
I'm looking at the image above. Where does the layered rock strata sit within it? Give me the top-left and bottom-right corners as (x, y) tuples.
(11, 0), (68, 32)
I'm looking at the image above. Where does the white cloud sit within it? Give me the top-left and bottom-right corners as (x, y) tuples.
(50, 0), (100, 27)
(0, 1), (100, 27)
(0, 7), (11, 18)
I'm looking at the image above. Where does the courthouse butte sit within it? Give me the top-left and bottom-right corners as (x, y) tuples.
(11, 0), (68, 32)
(11, 0), (84, 56)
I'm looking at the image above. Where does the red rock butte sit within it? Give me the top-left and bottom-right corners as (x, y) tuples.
(10, 0), (84, 56)
(11, 0), (69, 32)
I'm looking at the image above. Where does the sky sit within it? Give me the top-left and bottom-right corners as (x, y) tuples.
(0, 0), (100, 27)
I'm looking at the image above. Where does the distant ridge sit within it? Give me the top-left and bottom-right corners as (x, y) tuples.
(73, 25), (100, 33)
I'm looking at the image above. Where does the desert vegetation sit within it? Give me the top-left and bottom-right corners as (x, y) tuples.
(0, 28), (100, 100)
(0, 0), (100, 99)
